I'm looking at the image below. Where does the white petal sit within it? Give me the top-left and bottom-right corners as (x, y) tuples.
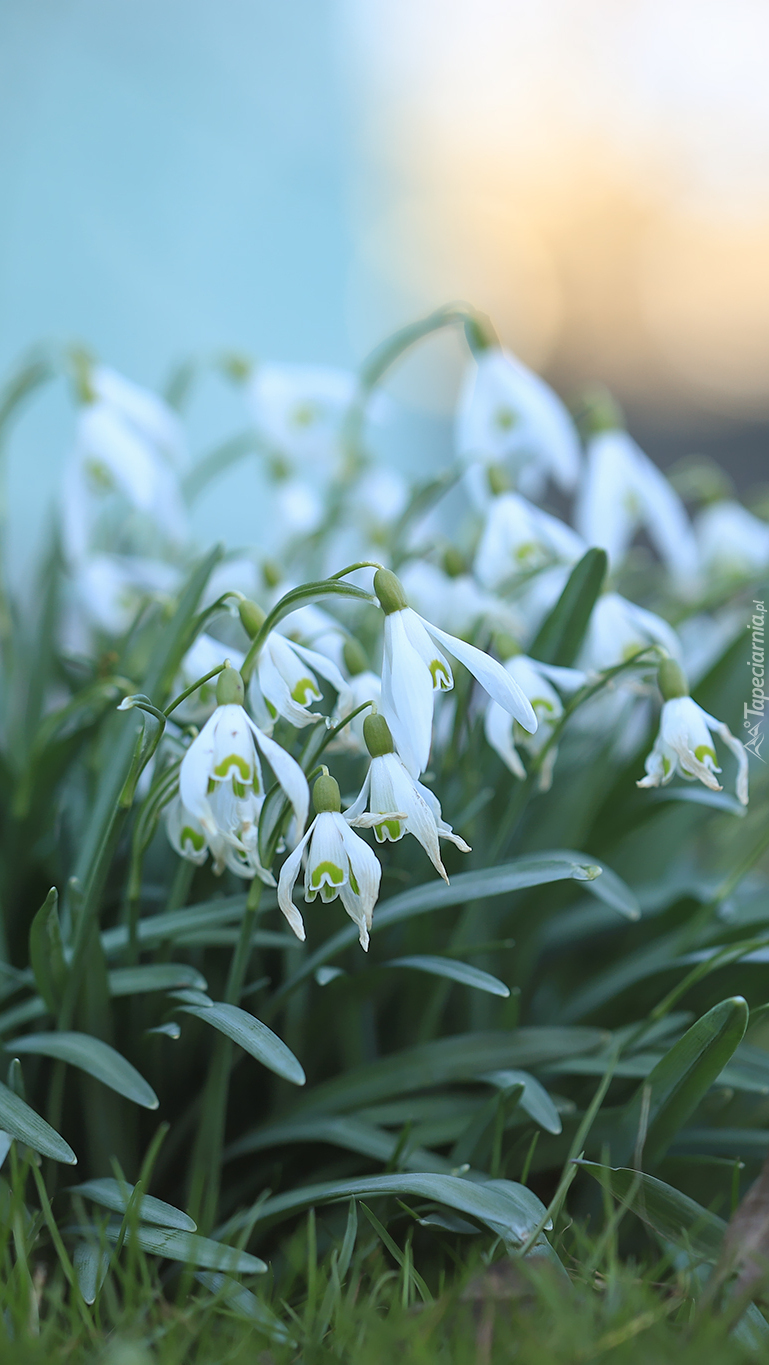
(713, 720), (749, 806)
(343, 768), (372, 823)
(484, 700), (527, 779)
(419, 616), (537, 734)
(179, 711), (219, 830)
(277, 824), (313, 939)
(248, 717), (310, 836)
(336, 815), (382, 949)
(305, 811), (347, 901)
(380, 611), (435, 777)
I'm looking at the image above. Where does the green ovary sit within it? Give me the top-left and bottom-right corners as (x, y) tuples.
(694, 744), (716, 764)
(375, 819), (402, 842)
(291, 677), (321, 705)
(311, 861), (345, 888)
(213, 753), (251, 780)
(430, 660), (452, 690)
(181, 827), (205, 853)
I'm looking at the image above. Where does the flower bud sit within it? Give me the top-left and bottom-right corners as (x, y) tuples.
(363, 713), (394, 758)
(442, 546), (466, 578)
(577, 384), (624, 438)
(216, 663), (245, 706)
(658, 657), (689, 701)
(374, 568), (407, 615)
(487, 464), (510, 497)
(313, 772), (341, 814)
(238, 598), (267, 640)
(343, 637), (369, 677)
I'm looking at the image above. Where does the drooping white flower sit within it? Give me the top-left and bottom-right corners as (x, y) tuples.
(375, 569), (537, 778)
(164, 792), (270, 881)
(577, 592), (682, 674)
(62, 366), (188, 563)
(574, 428), (698, 591)
(247, 364), (357, 474)
(399, 559), (523, 640)
(278, 773), (383, 949)
(484, 655), (586, 791)
(178, 666), (309, 868)
(71, 554), (181, 635)
(344, 713), (470, 881)
(694, 500), (769, 581)
(456, 348), (581, 498)
(474, 493), (586, 590)
(637, 659), (748, 804)
(238, 599), (351, 733)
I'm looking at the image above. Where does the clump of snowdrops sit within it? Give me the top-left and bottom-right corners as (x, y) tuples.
(0, 303), (768, 1353)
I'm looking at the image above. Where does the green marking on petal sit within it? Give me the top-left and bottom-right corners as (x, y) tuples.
(694, 744), (717, 764)
(532, 697), (555, 713)
(662, 756), (671, 777)
(213, 753), (251, 780)
(515, 541), (540, 563)
(291, 676), (321, 705)
(84, 458), (115, 493)
(290, 401), (320, 428)
(266, 700), (278, 719)
(232, 779), (248, 799)
(430, 660), (452, 690)
(181, 827), (205, 853)
(310, 860), (345, 889)
(494, 406), (518, 432)
(207, 777), (217, 794)
(375, 819), (402, 842)
(348, 864), (360, 896)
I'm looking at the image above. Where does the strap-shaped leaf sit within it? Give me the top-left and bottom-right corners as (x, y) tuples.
(226, 1113), (452, 1172)
(0, 1078), (76, 1163)
(73, 1242), (110, 1305)
(177, 1002), (305, 1086)
(100, 1221), (266, 1274)
(28, 888), (67, 1015)
(528, 548), (607, 666)
(384, 956), (510, 998)
(483, 1069), (562, 1135)
(579, 1162), (726, 1262)
(7, 1032), (159, 1110)
(108, 964), (208, 997)
(70, 1177), (197, 1232)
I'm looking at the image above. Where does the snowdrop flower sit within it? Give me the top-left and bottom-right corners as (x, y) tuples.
(247, 364), (359, 476)
(72, 554), (180, 635)
(275, 602), (348, 671)
(577, 593), (682, 674)
(278, 772), (384, 949)
(456, 348), (581, 498)
(177, 634), (245, 721)
(638, 659), (748, 804)
(62, 366), (188, 563)
(238, 599), (350, 733)
(399, 559), (523, 641)
(474, 493), (585, 590)
(345, 713), (470, 881)
(694, 501), (769, 581)
(574, 427), (698, 591)
(375, 569), (537, 778)
(165, 792), (267, 880)
(484, 654), (586, 791)
(179, 665), (309, 871)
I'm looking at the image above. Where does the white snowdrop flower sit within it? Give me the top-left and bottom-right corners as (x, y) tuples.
(247, 364), (358, 474)
(694, 500), (769, 581)
(72, 554), (180, 635)
(399, 559), (524, 641)
(577, 592), (682, 675)
(345, 713), (470, 882)
(484, 654), (586, 791)
(575, 428), (698, 591)
(456, 348), (581, 498)
(638, 659), (748, 805)
(238, 599), (351, 733)
(347, 466), (409, 539)
(177, 634), (246, 721)
(278, 772), (383, 950)
(274, 478), (325, 535)
(474, 492), (586, 591)
(179, 665), (309, 861)
(165, 792), (271, 882)
(375, 569), (537, 779)
(62, 367), (188, 563)
(276, 602), (348, 671)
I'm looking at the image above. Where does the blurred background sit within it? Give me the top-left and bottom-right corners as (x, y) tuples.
(1, 0), (768, 563)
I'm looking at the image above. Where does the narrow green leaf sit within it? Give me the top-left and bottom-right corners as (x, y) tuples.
(101, 1221), (266, 1274)
(483, 1070), (563, 1135)
(73, 1242), (110, 1305)
(177, 1002), (305, 1086)
(0, 1078), (76, 1163)
(70, 1177), (197, 1232)
(528, 548), (607, 666)
(225, 1114), (452, 1174)
(384, 956), (510, 998)
(195, 1272), (296, 1345)
(579, 1162), (725, 1262)
(28, 888), (67, 1015)
(7, 1032), (159, 1110)
(107, 964), (208, 998)
(617, 997), (749, 1166)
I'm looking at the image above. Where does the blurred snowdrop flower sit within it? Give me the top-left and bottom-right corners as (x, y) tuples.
(177, 634), (245, 721)
(484, 654), (585, 791)
(274, 478), (325, 536)
(694, 500), (769, 581)
(328, 638), (381, 754)
(456, 348), (581, 498)
(165, 791), (272, 881)
(347, 467), (409, 539)
(577, 592), (682, 674)
(474, 493), (585, 590)
(179, 664), (309, 863)
(638, 659), (748, 804)
(72, 554), (180, 635)
(238, 599), (350, 733)
(399, 559), (523, 640)
(278, 772), (383, 949)
(575, 428), (698, 591)
(276, 602), (348, 671)
(63, 366), (188, 563)
(375, 568), (537, 778)
(345, 713), (470, 881)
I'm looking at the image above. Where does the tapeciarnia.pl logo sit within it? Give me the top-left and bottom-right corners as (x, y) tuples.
(745, 599), (766, 761)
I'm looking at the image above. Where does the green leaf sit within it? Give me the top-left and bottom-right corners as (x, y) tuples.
(28, 888), (67, 1015)
(101, 1221), (266, 1274)
(101, 893), (250, 955)
(293, 1026), (605, 1117)
(107, 964), (208, 997)
(73, 1242), (110, 1305)
(384, 955), (510, 998)
(225, 1114), (453, 1173)
(230, 1172), (549, 1252)
(6, 1032), (159, 1110)
(70, 1177), (197, 1232)
(195, 1272), (296, 1346)
(482, 1070), (563, 1135)
(547, 851), (640, 920)
(0, 1078), (76, 1163)
(528, 548), (607, 667)
(616, 997), (749, 1166)
(177, 1002), (305, 1086)
(274, 855), (606, 1003)
(579, 1162), (726, 1263)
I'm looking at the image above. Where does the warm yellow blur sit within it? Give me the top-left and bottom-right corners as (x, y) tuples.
(345, 0), (769, 416)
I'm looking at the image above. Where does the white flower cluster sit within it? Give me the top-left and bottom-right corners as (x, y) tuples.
(57, 329), (761, 949)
